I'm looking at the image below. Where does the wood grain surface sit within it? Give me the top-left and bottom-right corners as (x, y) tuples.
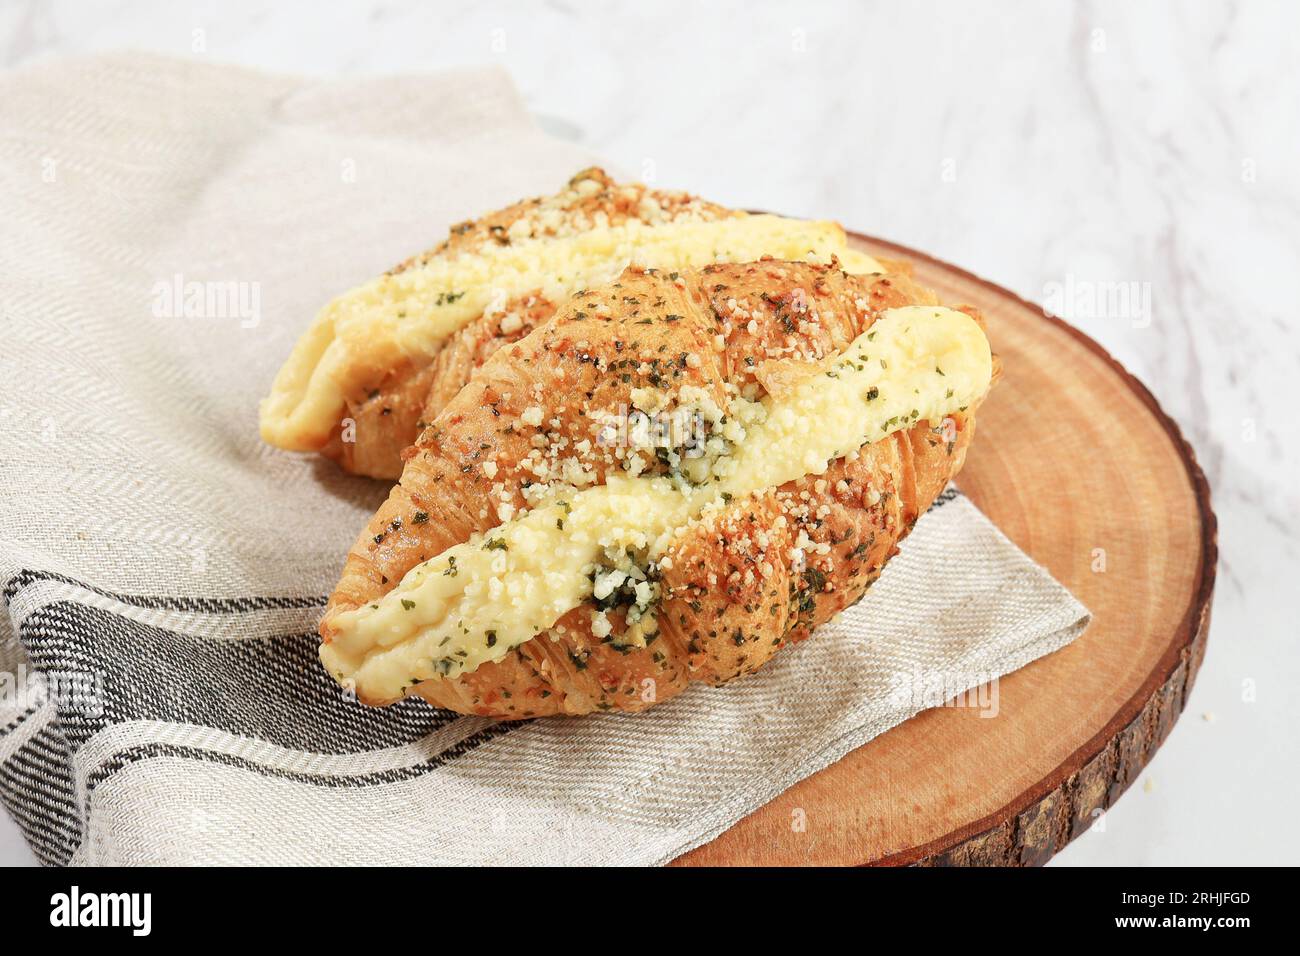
(673, 233), (1217, 867)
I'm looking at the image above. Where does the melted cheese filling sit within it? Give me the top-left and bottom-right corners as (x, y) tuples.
(261, 214), (882, 450)
(321, 306), (992, 701)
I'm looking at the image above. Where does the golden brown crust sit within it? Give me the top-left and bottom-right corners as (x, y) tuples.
(320, 260), (991, 717)
(322, 292), (561, 478)
(395, 167), (734, 273)
(327, 169), (736, 478)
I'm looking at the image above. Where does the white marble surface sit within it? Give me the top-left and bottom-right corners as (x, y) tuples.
(2, 0), (1296, 866)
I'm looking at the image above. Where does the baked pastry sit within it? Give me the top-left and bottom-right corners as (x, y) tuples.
(318, 258), (996, 717)
(259, 168), (885, 478)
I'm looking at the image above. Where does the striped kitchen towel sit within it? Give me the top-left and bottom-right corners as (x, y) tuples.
(0, 54), (1089, 865)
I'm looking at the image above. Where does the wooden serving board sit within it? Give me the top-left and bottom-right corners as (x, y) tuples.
(674, 233), (1217, 867)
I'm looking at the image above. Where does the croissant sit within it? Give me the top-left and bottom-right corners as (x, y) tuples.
(259, 168), (887, 479)
(318, 258), (996, 717)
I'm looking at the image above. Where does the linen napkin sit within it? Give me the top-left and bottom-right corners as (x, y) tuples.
(0, 53), (1090, 865)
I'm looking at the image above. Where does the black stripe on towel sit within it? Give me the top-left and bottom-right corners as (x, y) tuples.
(18, 601), (467, 755)
(928, 486), (963, 511)
(0, 723), (82, 866)
(3, 568), (326, 614)
(84, 722), (517, 795)
(3, 595), (521, 866)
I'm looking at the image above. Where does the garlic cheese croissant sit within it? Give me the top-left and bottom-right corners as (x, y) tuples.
(319, 259), (996, 718)
(260, 168), (885, 479)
